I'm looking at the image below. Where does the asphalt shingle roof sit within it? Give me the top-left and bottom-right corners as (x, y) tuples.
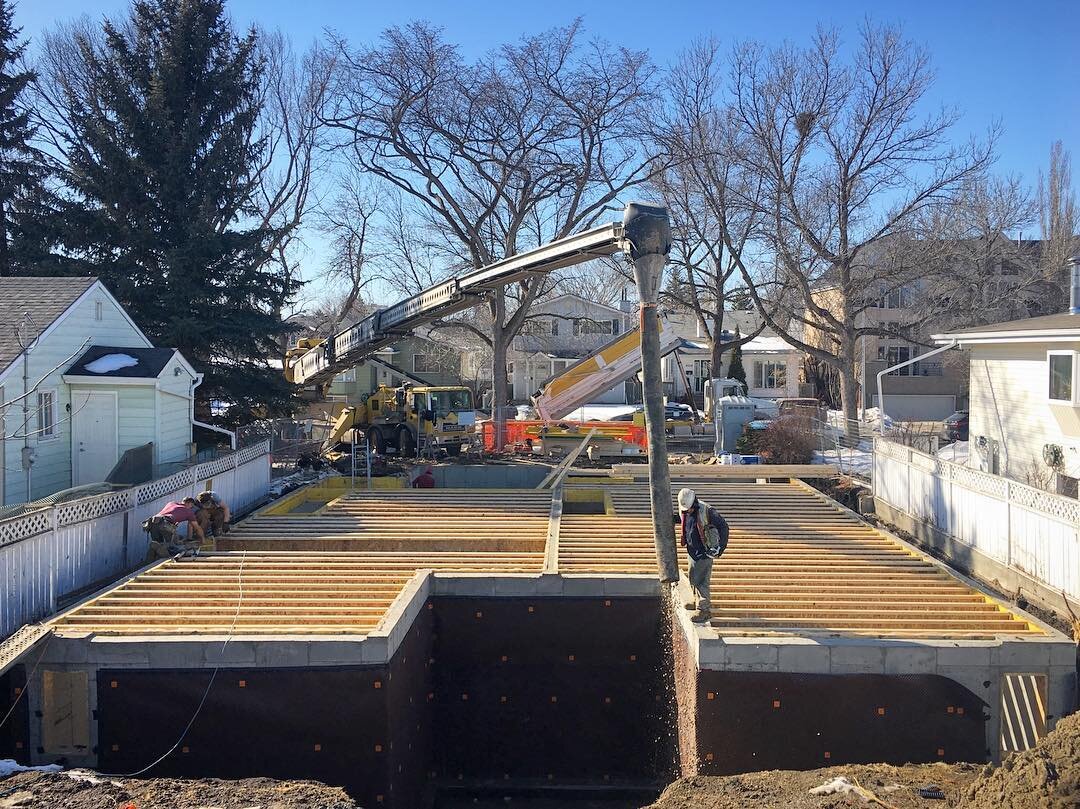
(66, 346), (178, 379)
(0, 277), (98, 373)
(943, 312), (1080, 336)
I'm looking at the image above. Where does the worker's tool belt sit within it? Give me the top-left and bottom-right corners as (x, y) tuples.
(142, 515), (178, 533)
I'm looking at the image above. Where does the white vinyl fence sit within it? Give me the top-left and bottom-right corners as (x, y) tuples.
(873, 438), (1080, 604)
(0, 440), (271, 638)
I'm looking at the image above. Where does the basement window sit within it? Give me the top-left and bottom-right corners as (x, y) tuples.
(1048, 351), (1075, 403)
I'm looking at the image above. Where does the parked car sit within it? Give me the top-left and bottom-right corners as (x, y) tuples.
(944, 410), (969, 441)
(605, 403), (694, 422)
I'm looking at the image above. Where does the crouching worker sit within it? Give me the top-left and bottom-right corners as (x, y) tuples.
(674, 488), (729, 624)
(144, 497), (206, 561)
(196, 490), (231, 537)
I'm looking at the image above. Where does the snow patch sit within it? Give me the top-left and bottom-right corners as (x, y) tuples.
(84, 353), (138, 374)
(0, 759), (62, 778)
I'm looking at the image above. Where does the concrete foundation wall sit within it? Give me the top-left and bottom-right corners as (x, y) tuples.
(429, 464), (553, 489)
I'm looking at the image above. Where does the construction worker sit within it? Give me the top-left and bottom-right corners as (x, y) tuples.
(411, 466), (435, 488)
(143, 497), (205, 561)
(675, 488), (729, 624)
(196, 490), (232, 538)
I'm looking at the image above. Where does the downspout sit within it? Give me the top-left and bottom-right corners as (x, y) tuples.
(190, 374), (236, 450)
(22, 347), (29, 498)
(876, 340), (958, 429)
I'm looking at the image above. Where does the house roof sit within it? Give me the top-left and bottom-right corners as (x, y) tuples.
(934, 312), (1080, 344)
(66, 346), (180, 379)
(0, 277), (98, 372)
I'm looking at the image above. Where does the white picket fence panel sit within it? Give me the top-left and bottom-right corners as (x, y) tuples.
(0, 441), (271, 638)
(872, 438), (1080, 603)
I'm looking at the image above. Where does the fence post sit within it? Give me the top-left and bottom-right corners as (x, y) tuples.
(1004, 479), (1013, 569)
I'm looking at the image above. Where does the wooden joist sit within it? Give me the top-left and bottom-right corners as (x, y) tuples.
(48, 480), (1041, 641)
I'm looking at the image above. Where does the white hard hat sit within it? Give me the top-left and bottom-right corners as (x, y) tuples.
(677, 488), (696, 511)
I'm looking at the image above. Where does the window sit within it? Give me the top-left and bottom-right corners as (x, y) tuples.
(94, 301), (103, 321)
(413, 354), (438, 373)
(754, 361), (787, 390)
(876, 287), (911, 309)
(37, 391), (56, 439)
(520, 319), (553, 336)
(572, 318), (614, 336)
(1049, 352), (1074, 402)
(336, 368), (356, 383)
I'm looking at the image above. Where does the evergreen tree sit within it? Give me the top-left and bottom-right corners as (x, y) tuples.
(44, 0), (295, 424)
(728, 328), (747, 388)
(0, 0), (43, 276)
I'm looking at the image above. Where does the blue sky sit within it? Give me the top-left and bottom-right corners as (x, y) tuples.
(18, 0), (1079, 184)
(15, 0), (1080, 301)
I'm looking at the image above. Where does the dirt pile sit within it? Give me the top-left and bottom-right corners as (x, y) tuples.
(0, 771), (358, 809)
(646, 762), (981, 808)
(957, 709), (1080, 809)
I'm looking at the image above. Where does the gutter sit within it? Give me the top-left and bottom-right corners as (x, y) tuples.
(190, 373), (237, 450)
(876, 340), (958, 427)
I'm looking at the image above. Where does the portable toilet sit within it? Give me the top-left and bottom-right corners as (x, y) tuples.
(711, 379), (755, 455)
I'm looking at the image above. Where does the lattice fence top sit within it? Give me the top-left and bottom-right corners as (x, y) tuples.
(0, 509), (53, 548)
(195, 455), (235, 481)
(874, 438), (911, 462)
(948, 462), (1009, 499)
(55, 490), (135, 527)
(1010, 480), (1080, 522)
(880, 439), (1080, 521)
(136, 468), (197, 505)
(237, 440), (270, 465)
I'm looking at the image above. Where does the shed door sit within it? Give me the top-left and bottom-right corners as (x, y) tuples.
(72, 391), (118, 485)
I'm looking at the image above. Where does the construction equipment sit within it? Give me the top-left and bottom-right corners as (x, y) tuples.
(531, 316), (682, 421)
(327, 383), (475, 458)
(284, 222), (631, 391)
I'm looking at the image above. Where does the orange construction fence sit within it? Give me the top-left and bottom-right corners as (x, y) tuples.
(480, 419), (647, 452)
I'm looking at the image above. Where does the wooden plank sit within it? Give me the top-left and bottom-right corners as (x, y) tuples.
(611, 463), (838, 478)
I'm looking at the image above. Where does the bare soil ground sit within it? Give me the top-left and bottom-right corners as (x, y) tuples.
(2, 712), (1076, 809)
(0, 772), (357, 809)
(649, 709), (1080, 809)
(646, 762), (982, 809)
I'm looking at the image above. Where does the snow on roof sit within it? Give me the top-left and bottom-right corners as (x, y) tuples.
(743, 335), (794, 354)
(84, 353), (139, 374)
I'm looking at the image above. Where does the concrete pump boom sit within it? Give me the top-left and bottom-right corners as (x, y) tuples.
(286, 221), (629, 388)
(531, 317), (684, 421)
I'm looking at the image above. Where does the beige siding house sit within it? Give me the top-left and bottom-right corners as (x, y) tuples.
(935, 312), (1080, 493)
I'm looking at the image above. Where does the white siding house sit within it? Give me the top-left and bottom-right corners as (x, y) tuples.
(0, 278), (199, 504)
(508, 294), (634, 403)
(935, 312), (1080, 493)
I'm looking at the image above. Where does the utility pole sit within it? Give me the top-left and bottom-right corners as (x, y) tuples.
(624, 203), (679, 583)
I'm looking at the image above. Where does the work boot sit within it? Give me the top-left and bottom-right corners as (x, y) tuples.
(690, 610), (712, 624)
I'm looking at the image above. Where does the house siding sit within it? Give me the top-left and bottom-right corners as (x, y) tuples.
(2, 288), (151, 504)
(156, 354), (195, 465)
(967, 341), (1080, 480)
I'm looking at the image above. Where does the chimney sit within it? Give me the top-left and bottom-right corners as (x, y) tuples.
(1071, 256), (1080, 315)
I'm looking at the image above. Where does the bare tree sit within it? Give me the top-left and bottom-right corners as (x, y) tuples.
(729, 22), (994, 434)
(651, 40), (771, 386)
(1039, 141), (1079, 299)
(321, 20), (656, 446)
(917, 174), (1048, 328)
(253, 32), (334, 314)
(316, 167), (380, 335)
